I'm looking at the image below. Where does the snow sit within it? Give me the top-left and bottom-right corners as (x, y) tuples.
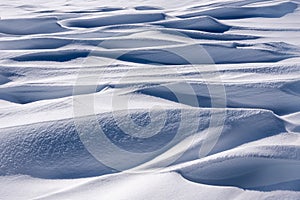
(153, 16), (231, 32)
(61, 12), (166, 28)
(0, 0), (300, 199)
(0, 17), (67, 35)
(176, 1), (298, 19)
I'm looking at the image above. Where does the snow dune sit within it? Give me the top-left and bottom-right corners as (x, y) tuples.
(152, 16), (231, 33)
(0, 106), (287, 178)
(0, 38), (73, 50)
(177, 1), (298, 19)
(0, 0), (300, 199)
(61, 13), (166, 28)
(174, 133), (300, 191)
(0, 17), (67, 35)
(9, 41), (298, 64)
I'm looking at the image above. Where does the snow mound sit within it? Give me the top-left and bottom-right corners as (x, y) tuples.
(153, 16), (231, 33)
(10, 42), (296, 64)
(173, 133), (300, 191)
(0, 117), (114, 178)
(0, 38), (73, 50)
(117, 43), (295, 65)
(0, 0), (300, 199)
(11, 50), (90, 63)
(61, 13), (166, 28)
(0, 107), (288, 179)
(178, 1), (298, 19)
(0, 17), (67, 35)
(2, 172), (300, 200)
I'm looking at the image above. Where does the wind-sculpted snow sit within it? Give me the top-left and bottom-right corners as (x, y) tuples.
(177, 1), (298, 19)
(61, 13), (166, 28)
(152, 16), (231, 33)
(0, 0), (300, 199)
(0, 17), (67, 35)
(173, 133), (300, 191)
(0, 107), (287, 178)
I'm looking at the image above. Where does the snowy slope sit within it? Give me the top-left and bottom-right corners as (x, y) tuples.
(0, 0), (300, 199)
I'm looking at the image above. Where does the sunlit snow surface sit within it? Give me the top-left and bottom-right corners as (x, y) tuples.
(0, 0), (300, 199)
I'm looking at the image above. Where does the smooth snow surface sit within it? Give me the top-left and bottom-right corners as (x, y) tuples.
(0, 0), (300, 199)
